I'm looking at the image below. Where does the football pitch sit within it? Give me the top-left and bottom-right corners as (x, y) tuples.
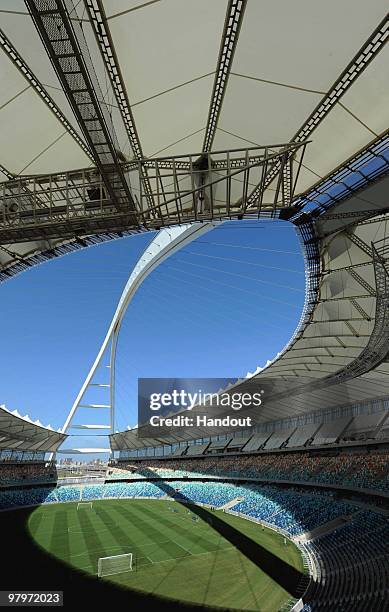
(28, 499), (304, 611)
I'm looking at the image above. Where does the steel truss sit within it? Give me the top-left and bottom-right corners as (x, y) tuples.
(292, 214), (321, 323)
(0, 142), (306, 244)
(296, 131), (389, 216)
(0, 229), (144, 283)
(0, 164), (14, 180)
(257, 240), (389, 404)
(84, 0), (155, 210)
(202, 0), (247, 152)
(328, 243), (389, 382)
(25, 0), (137, 222)
(246, 16), (389, 207)
(0, 26), (93, 162)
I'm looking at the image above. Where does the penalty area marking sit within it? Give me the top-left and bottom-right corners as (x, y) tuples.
(73, 545), (236, 572)
(69, 539), (174, 560)
(175, 541), (192, 555)
(68, 527), (111, 535)
(73, 546), (153, 566)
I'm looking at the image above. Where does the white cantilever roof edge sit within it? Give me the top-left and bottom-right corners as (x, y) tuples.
(0, 404), (67, 453)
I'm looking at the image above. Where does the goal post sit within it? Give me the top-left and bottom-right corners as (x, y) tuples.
(77, 502), (93, 510)
(97, 553), (133, 578)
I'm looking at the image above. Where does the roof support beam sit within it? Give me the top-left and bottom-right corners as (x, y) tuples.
(0, 245), (27, 263)
(247, 15), (389, 206)
(344, 320), (360, 337)
(250, 244), (388, 407)
(348, 269), (376, 296)
(345, 230), (373, 258)
(0, 163), (15, 180)
(322, 295), (372, 302)
(350, 298), (372, 321)
(298, 131), (389, 218)
(25, 0), (138, 223)
(0, 139), (52, 216)
(202, 0), (247, 152)
(0, 27), (93, 163)
(320, 206), (389, 241)
(293, 15), (389, 145)
(329, 245), (389, 382)
(285, 345), (360, 352)
(283, 333), (370, 340)
(84, 0), (155, 210)
(309, 317), (368, 324)
(0, 143), (306, 244)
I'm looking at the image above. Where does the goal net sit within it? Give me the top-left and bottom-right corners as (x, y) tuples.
(97, 553), (133, 577)
(77, 502), (93, 510)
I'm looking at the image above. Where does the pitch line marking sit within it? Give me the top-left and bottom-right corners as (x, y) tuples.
(175, 541), (192, 555)
(74, 545), (236, 573)
(71, 544), (124, 559)
(148, 546), (236, 566)
(69, 539), (175, 559)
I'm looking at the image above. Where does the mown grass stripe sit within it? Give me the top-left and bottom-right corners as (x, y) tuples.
(74, 506), (109, 573)
(28, 499), (303, 611)
(28, 510), (44, 537)
(100, 501), (158, 547)
(76, 505), (125, 560)
(93, 503), (173, 567)
(50, 509), (70, 563)
(95, 504), (149, 552)
(110, 502), (184, 562)
(29, 508), (56, 556)
(139, 503), (222, 554)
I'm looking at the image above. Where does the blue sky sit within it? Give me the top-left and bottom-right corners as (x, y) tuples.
(0, 220), (305, 458)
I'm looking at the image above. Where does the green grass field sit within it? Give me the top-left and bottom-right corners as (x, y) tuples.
(27, 499), (304, 611)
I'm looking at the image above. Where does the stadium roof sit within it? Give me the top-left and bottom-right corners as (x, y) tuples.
(0, 1), (387, 179)
(0, 404), (67, 452)
(110, 174), (389, 450)
(0, 2), (388, 274)
(0, 2), (389, 450)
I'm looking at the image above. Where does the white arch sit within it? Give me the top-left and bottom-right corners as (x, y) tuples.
(60, 221), (220, 441)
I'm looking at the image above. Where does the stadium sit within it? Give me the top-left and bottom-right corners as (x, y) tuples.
(0, 1), (389, 610)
